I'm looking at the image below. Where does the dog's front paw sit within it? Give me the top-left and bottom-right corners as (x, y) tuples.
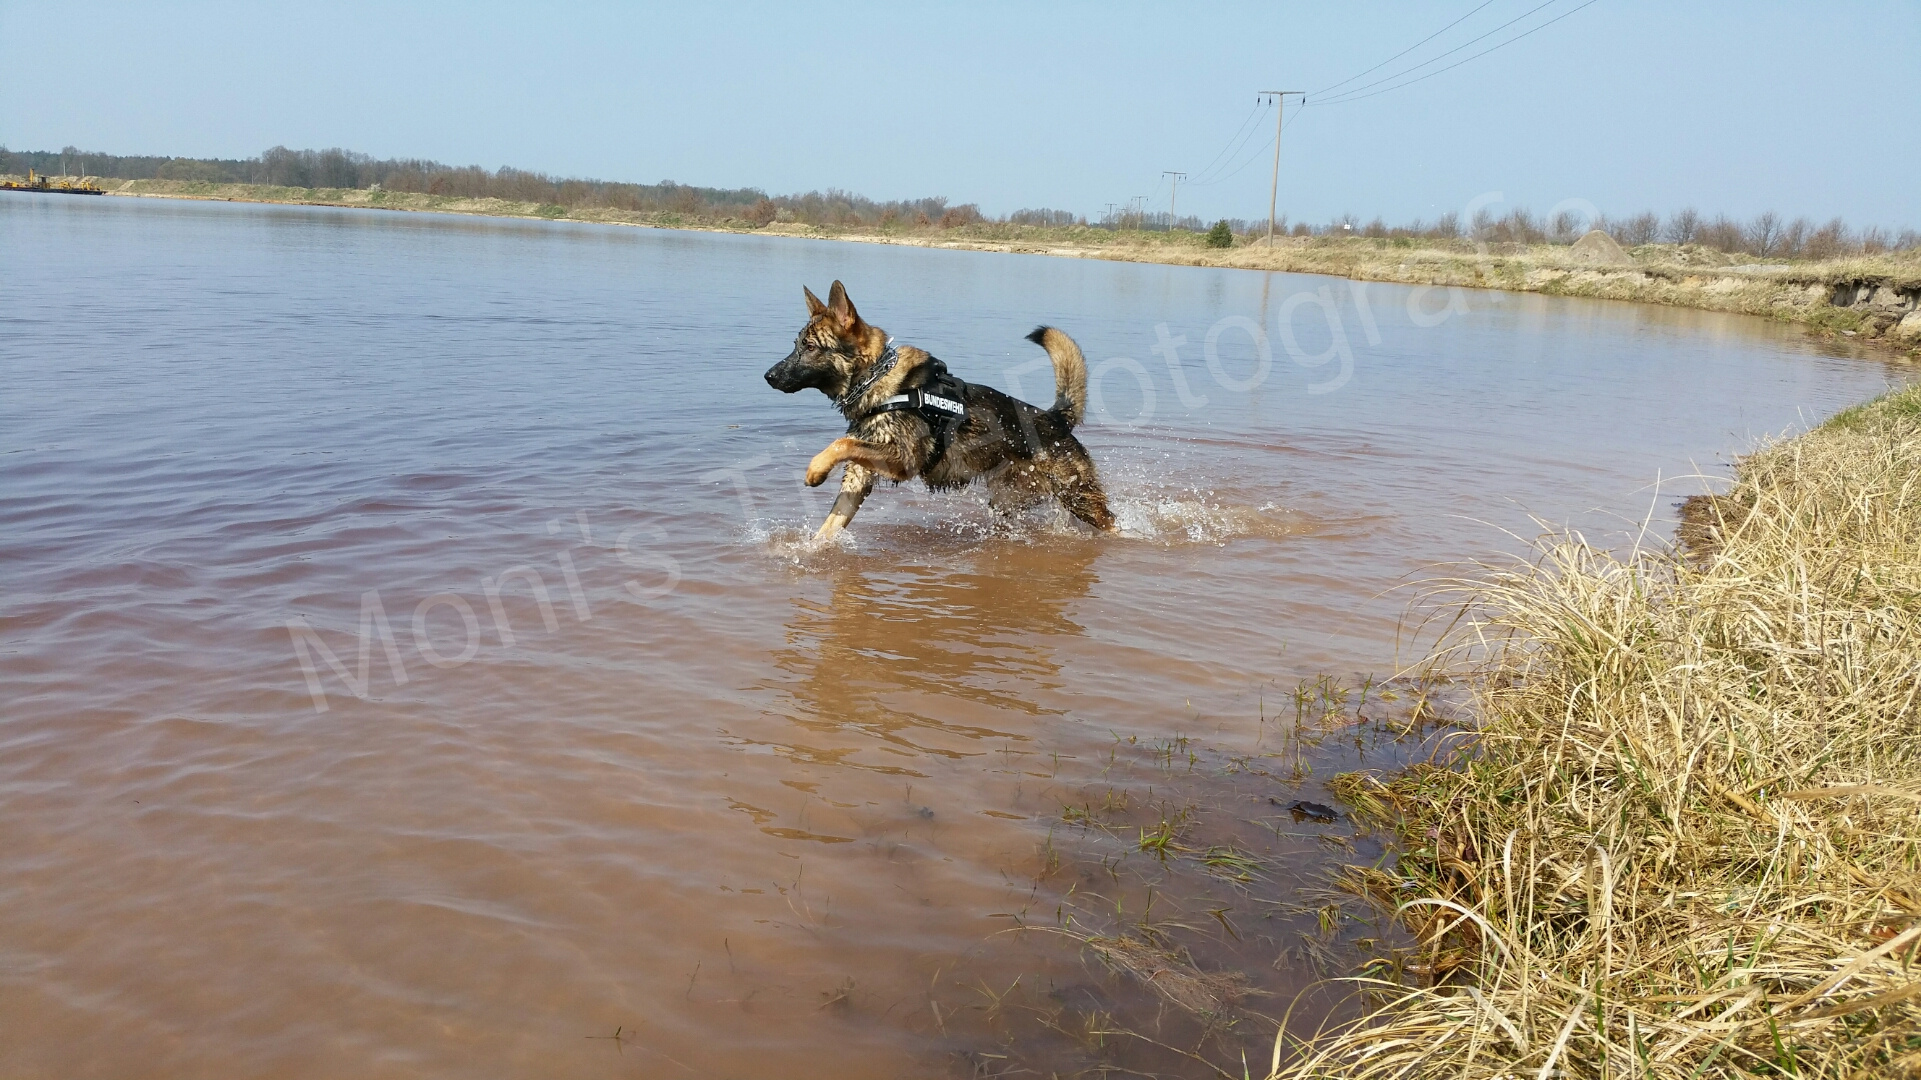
(805, 453), (837, 487)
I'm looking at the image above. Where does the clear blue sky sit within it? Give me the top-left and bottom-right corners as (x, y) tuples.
(4, 1), (1916, 228)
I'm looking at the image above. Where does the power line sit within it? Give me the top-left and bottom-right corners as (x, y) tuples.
(1188, 100), (1271, 186)
(1186, 99), (1267, 186)
(1313, 0), (1567, 106)
(1197, 0), (1603, 190)
(1187, 106), (1304, 188)
(1188, 104), (1273, 186)
(1315, 0), (1605, 106)
(1153, 0), (1604, 222)
(1311, 0), (1499, 97)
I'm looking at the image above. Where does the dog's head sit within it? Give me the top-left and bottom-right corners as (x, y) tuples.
(764, 280), (886, 399)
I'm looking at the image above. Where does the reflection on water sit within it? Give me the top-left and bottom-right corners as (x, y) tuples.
(776, 537), (1098, 726)
(1, 193), (1912, 1079)
(732, 541), (1099, 846)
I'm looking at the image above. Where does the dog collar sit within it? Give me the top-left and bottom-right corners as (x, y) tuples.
(834, 340), (899, 411)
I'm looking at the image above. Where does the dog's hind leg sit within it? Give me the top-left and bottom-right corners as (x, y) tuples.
(1035, 449), (1115, 533)
(984, 465), (1048, 528)
(817, 465), (875, 541)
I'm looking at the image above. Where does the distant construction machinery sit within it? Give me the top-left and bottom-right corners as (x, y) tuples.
(0, 169), (105, 195)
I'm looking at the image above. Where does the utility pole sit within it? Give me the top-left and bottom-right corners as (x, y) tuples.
(1163, 171), (1187, 231)
(1260, 91), (1303, 244)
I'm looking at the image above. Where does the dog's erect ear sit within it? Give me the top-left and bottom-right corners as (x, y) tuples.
(803, 285), (826, 317)
(826, 280), (859, 327)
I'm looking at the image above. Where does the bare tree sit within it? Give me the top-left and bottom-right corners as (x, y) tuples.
(1495, 208), (1543, 245)
(1746, 211), (1782, 257)
(938, 205), (982, 229)
(1699, 215), (1746, 254)
(1009, 208), (1077, 227)
(1778, 217), (1810, 259)
(1469, 207), (1496, 242)
(1665, 208), (1701, 245)
(1806, 218), (1849, 260)
(1613, 211), (1660, 246)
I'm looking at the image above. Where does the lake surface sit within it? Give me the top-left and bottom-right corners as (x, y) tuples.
(0, 194), (1907, 1078)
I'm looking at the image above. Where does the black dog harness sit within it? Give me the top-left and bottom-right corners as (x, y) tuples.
(842, 343), (969, 469)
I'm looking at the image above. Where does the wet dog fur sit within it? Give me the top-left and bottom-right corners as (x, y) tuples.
(764, 281), (1114, 540)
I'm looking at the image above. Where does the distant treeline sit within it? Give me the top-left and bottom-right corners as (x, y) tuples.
(1278, 207), (1920, 258)
(5, 144), (1914, 257)
(0, 144), (992, 230)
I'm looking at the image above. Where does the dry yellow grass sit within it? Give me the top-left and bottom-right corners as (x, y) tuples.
(1274, 386), (1921, 1078)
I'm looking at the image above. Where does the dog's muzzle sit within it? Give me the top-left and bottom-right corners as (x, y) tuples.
(764, 348), (811, 394)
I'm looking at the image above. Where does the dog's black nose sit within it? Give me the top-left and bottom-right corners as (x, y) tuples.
(764, 352), (807, 393)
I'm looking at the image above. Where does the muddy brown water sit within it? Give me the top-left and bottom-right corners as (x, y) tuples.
(1, 194), (1909, 1078)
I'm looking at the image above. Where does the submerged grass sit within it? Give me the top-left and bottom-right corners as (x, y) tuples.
(1279, 386), (1921, 1077)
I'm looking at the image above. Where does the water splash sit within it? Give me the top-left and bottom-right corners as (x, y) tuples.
(744, 519), (858, 563)
(1108, 493), (1313, 545)
(747, 485), (1314, 560)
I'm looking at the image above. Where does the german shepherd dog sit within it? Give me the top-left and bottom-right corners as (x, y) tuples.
(764, 281), (1115, 540)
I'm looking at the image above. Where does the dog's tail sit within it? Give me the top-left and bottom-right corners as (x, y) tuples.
(1025, 326), (1088, 429)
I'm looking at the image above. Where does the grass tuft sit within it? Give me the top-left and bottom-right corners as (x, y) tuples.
(1277, 385), (1921, 1078)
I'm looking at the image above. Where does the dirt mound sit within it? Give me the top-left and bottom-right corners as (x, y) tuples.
(1568, 228), (1635, 266)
